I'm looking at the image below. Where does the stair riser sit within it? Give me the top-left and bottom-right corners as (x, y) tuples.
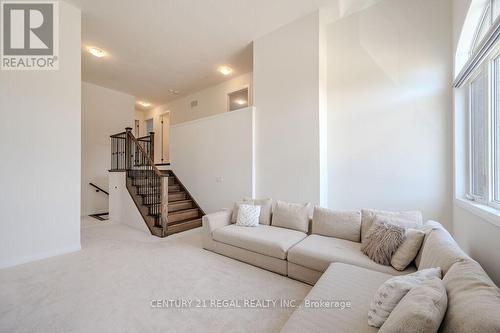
(167, 219), (202, 235)
(169, 192), (187, 201)
(168, 209), (199, 223)
(168, 201), (193, 212)
(169, 185), (180, 192)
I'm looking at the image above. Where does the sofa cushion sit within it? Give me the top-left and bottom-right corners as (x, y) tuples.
(440, 259), (500, 333)
(212, 224), (307, 260)
(391, 228), (425, 271)
(243, 197), (273, 225)
(272, 201), (311, 233)
(280, 263), (391, 333)
(361, 217), (406, 266)
(312, 207), (361, 242)
(418, 225), (469, 274)
(368, 268), (442, 328)
(414, 220), (442, 267)
(379, 277), (448, 333)
(231, 198), (273, 225)
(287, 234), (416, 275)
(361, 209), (423, 243)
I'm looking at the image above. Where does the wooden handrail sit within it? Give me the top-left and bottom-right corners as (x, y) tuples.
(110, 131), (127, 138)
(126, 130), (164, 178)
(89, 183), (109, 195)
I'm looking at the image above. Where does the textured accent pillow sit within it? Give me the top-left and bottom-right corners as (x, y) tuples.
(391, 228), (425, 271)
(243, 198), (272, 225)
(361, 209), (423, 243)
(368, 267), (442, 328)
(271, 201), (311, 233)
(312, 207), (361, 242)
(236, 204), (261, 227)
(379, 278), (448, 333)
(361, 217), (406, 266)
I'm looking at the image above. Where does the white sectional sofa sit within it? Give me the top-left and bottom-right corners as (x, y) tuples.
(203, 206), (500, 332)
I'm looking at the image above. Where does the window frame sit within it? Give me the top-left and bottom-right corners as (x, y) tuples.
(466, 43), (500, 210)
(467, 65), (489, 203)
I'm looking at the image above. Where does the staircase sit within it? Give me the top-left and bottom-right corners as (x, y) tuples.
(111, 128), (204, 237)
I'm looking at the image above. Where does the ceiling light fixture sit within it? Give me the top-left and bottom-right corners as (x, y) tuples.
(217, 65), (233, 76)
(235, 99), (247, 105)
(168, 89), (180, 95)
(138, 101), (151, 107)
(88, 47), (107, 58)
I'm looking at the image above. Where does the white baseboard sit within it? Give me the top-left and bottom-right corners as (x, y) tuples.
(0, 244), (82, 269)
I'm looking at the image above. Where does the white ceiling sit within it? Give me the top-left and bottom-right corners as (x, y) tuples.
(67, 0), (379, 108)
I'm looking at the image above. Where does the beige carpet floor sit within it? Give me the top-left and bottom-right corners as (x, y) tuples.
(0, 219), (311, 333)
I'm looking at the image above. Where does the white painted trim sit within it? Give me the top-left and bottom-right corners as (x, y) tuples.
(170, 106), (255, 129)
(455, 197), (500, 228)
(0, 244), (81, 269)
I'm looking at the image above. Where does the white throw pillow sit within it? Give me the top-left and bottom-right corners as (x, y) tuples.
(391, 228), (425, 271)
(271, 201), (311, 233)
(236, 204), (260, 227)
(243, 197), (273, 225)
(368, 267), (442, 328)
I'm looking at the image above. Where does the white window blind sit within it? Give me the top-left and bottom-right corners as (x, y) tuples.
(470, 71), (487, 200)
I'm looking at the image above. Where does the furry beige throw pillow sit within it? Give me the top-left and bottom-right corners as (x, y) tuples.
(361, 216), (406, 265)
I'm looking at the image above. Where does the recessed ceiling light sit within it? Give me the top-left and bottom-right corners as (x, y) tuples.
(235, 99), (247, 105)
(218, 65), (233, 76)
(88, 47), (107, 58)
(168, 89), (180, 95)
(138, 101), (151, 107)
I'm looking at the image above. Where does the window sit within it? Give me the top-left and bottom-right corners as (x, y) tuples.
(469, 70), (487, 200)
(228, 88), (249, 112)
(493, 56), (500, 203)
(466, 51), (500, 209)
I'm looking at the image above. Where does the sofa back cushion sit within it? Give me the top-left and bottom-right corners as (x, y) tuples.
(379, 277), (448, 333)
(414, 220), (442, 267)
(271, 201), (311, 233)
(417, 225), (469, 274)
(440, 259), (500, 333)
(390, 228), (425, 271)
(312, 207), (361, 242)
(360, 209), (423, 243)
(232, 198), (273, 225)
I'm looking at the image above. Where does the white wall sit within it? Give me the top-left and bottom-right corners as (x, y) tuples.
(0, 2), (81, 268)
(138, 72), (252, 164)
(170, 107), (255, 213)
(140, 108), (170, 164)
(109, 172), (150, 233)
(168, 72), (252, 125)
(452, 0), (500, 285)
(81, 82), (135, 216)
(326, 0), (453, 229)
(253, 12), (323, 205)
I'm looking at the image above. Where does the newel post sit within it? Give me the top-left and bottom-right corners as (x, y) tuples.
(125, 127), (132, 170)
(149, 131), (155, 163)
(161, 175), (169, 235)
